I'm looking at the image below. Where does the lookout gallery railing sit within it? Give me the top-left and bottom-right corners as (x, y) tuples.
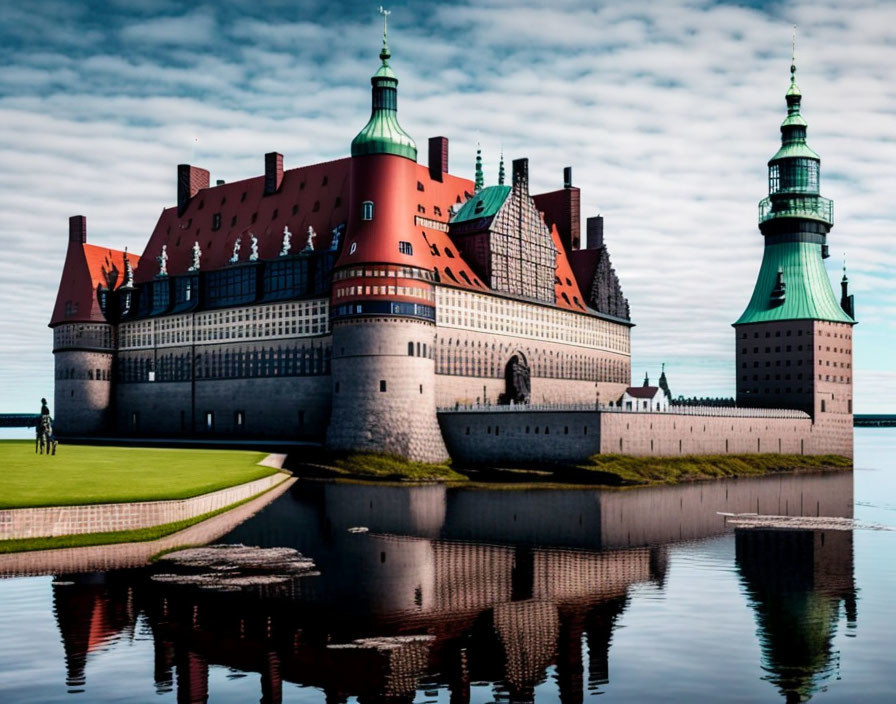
(758, 195), (833, 225)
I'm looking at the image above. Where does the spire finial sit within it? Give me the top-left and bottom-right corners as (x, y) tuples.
(378, 6), (391, 63)
(474, 143), (484, 193)
(842, 253), (848, 282)
(498, 148), (505, 186)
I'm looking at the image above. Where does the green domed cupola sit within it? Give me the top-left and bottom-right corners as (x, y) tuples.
(351, 11), (417, 161)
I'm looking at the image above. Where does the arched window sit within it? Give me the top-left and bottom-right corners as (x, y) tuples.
(361, 201), (374, 221)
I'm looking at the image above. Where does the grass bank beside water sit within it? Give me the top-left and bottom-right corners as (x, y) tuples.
(573, 453), (852, 486)
(295, 450), (851, 486)
(304, 452), (469, 482)
(0, 440), (279, 509)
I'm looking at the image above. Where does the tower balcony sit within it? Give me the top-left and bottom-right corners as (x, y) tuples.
(759, 195), (833, 226)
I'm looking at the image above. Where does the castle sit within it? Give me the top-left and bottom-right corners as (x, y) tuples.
(50, 31), (855, 462)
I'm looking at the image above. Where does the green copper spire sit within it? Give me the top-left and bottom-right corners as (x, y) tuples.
(736, 50), (852, 327)
(498, 149), (505, 185)
(351, 7), (417, 161)
(474, 144), (484, 193)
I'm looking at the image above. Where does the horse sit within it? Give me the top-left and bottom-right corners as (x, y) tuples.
(35, 416), (57, 455)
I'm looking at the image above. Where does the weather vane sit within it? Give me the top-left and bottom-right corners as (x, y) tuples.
(378, 6), (390, 42)
(791, 24), (797, 73)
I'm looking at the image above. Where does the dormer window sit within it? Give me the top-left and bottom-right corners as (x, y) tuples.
(362, 201), (374, 221)
(399, 241), (413, 255)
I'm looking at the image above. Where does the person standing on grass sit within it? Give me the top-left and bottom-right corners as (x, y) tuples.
(40, 398), (50, 417)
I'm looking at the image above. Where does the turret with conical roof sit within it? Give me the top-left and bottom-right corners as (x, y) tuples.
(350, 12), (417, 161)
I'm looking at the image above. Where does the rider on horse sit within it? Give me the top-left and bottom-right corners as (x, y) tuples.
(36, 398), (57, 455)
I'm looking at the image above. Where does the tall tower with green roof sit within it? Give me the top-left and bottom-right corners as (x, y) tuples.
(734, 57), (855, 455)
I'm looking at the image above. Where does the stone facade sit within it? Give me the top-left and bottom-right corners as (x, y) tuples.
(328, 317), (449, 463)
(53, 322), (115, 435)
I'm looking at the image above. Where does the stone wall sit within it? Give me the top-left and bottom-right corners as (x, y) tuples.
(600, 411), (814, 456)
(327, 318), (449, 463)
(54, 349), (114, 435)
(438, 410), (600, 464)
(439, 408), (848, 465)
(0, 471), (289, 541)
(115, 376), (330, 439)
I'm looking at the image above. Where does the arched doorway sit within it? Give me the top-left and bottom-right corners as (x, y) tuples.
(499, 352), (531, 405)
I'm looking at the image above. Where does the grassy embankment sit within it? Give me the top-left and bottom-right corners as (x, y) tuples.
(0, 440), (283, 553)
(298, 450), (851, 486)
(0, 440), (278, 508)
(574, 453), (852, 486)
(308, 452), (468, 482)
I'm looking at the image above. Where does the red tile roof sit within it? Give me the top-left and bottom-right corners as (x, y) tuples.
(50, 243), (137, 327)
(135, 158), (352, 283)
(625, 386), (661, 399)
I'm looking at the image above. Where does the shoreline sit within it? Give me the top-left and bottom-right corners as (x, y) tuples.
(291, 451), (853, 486)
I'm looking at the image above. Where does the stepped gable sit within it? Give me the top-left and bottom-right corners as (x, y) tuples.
(134, 158), (351, 283)
(448, 183), (588, 311)
(51, 240), (137, 327)
(569, 246), (630, 321)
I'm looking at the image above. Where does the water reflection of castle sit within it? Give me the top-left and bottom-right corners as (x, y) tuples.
(51, 473), (855, 702)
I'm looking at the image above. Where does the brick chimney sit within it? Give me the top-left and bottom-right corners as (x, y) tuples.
(428, 137), (448, 182)
(68, 215), (87, 244)
(531, 167), (581, 251)
(177, 165), (210, 217)
(265, 152), (284, 195)
(512, 158), (528, 195)
(586, 215), (604, 250)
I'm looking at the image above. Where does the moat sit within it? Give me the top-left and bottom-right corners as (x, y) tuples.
(0, 429), (893, 703)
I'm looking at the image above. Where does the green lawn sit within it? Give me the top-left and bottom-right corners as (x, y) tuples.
(0, 440), (280, 509)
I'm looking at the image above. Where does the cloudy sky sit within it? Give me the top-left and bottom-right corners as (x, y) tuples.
(1, 0), (893, 415)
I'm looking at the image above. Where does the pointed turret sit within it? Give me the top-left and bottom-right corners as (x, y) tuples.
(498, 150), (505, 185)
(840, 263), (856, 319)
(658, 364), (671, 402)
(474, 145), (484, 193)
(350, 11), (417, 161)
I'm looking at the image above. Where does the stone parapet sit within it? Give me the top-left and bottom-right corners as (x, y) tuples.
(0, 469), (289, 541)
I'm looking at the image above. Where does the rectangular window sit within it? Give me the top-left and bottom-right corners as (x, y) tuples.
(206, 412), (214, 431)
(379, 379), (387, 392)
(362, 201), (374, 220)
(399, 241), (413, 255)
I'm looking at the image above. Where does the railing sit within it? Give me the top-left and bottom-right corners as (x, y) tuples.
(438, 403), (810, 420)
(758, 195), (833, 225)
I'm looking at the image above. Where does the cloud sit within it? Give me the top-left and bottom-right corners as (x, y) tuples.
(0, 0), (894, 414)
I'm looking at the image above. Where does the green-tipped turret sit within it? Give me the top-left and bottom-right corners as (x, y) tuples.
(351, 13), (417, 161)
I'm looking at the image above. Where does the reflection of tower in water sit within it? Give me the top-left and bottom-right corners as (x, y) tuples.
(51, 574), (137, 692)
(736, 528), (857, 703)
